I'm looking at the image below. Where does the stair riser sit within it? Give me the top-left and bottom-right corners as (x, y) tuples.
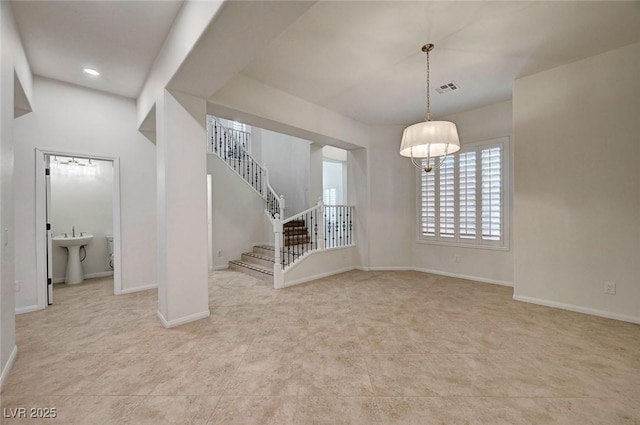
(241, 253), (274, 268)
(284, 228), (308, 236)
(253, 246), (275, 257)
(284, 236), (310, 246)
(229, 263), (273, 281)
(283, 220), (305, 228)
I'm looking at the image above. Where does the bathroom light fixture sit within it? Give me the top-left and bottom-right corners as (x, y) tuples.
(83, 68), (100, 76)
(399, 43), (460, 173)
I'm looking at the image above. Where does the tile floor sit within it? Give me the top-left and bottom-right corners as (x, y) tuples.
(1, 270), (639, 424)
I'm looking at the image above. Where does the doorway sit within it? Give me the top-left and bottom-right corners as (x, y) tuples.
(35, 149), (122, 307)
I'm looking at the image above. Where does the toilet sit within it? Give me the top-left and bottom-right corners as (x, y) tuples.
(106, 235), (114, 269)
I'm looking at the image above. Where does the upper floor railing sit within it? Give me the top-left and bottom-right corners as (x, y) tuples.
(207, 116), (283, 219)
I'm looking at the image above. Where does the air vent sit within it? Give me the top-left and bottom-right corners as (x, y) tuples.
(436, 81), (459, 94)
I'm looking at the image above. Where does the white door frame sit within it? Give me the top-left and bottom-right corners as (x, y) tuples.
(35, 148), (123, 309)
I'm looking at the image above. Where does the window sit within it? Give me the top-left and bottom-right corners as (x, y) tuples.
(324, 188), (338, 222)
(419, 138), (509, 248)
(323, 187), (337, 205)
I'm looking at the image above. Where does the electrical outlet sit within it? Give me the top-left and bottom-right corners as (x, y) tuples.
(218, 250), (223, 257)
(454, 254), (461, 263)
(14, 280), (20, 292)
(604, 282), (616, 295)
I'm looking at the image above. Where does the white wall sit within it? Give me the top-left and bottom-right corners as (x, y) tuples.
(283, 247), (357, 287)
(0, 0), (29, 388)
(366, 125), (413, 269)
(347, 148), (369, 269)
(14, 77), (157, 309)
(513, 43), (640, 322)
(50, 158), (113, 281)
(207, 154), (273, 269)
(155, 90), (209, 326)
(255, 127), (311, 217)
(309, 144), (323, 204)
(412, 101), (514, 285)
(137, 1), (223, 126)
(209, 74), (371, 150)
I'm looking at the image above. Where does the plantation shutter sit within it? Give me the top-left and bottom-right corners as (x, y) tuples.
(420, 159), (436, 236)
(323, 187), (337, 205)
(418, 138), (506, 247)
(459, 151), (477, 239)
(481, 146), (501, 241)
(439, 156), (455, 238)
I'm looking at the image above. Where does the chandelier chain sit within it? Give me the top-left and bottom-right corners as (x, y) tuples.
(425, 47), (431, 122)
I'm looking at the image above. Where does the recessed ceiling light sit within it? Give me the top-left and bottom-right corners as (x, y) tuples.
(83, 68), (100, 76)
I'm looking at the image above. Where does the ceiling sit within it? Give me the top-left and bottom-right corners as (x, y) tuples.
(10, 1), (640, 126)
(240, 1), (640, 125)
(11, 0), (183, 98)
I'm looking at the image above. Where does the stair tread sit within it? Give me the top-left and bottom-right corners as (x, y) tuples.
(242, 252), (275, 262)
(229, 260), (273, 276)
(253, 244), (275, 251)
(283, 220), (305, 227)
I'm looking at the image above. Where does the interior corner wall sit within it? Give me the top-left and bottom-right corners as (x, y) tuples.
(412, 101), (515, 285)
(309, 144), (323, 204)
(366, 125), (413, 269)
(207, 154), (272, 269)
(513, 42), (640, 322)
(254, 127), (311, 216)
(14, 77), (157, 309)
(0, 0), (22, 385)
(347, 147), (369, 269)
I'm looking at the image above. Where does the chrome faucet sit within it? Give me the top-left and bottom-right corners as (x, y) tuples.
(72, 226), (75, 237)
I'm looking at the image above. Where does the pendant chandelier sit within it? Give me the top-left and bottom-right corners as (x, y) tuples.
(399, 43), (460, 173)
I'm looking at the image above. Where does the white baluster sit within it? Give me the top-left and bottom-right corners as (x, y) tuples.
(273, 213), (284, 289)
(263, 164), (269, 198)
(279, 195), (285, 220)
(317, 197), (325, 250)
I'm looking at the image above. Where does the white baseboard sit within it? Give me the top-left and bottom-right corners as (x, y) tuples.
(121, 283), (158, 294)
(513, 294), (640, 325)
(157, 309), (210, 329)
(15, 304), (42, 315)
(364, 266), (414, 271)
(210, 265), (229, 271)
(0, 345), (18, 391)
(413, 267), (514, 287)
(355, 266), (513, 287)
(284, 266), (357, 288)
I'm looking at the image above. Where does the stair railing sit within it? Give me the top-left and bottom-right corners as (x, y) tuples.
(273, 198), (355, 287)
(208, 116), (284, 219)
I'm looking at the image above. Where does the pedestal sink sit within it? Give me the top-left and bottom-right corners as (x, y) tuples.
(53, 234), (93, 284)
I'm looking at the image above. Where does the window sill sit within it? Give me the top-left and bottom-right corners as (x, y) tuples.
(415, 238), (510, 251)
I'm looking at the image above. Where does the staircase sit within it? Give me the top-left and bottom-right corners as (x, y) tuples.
(208, 115), (355, 287)
(227, 222), (311, 280)
(283, 220), (310, 246)
(228, 245), (276, 281)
